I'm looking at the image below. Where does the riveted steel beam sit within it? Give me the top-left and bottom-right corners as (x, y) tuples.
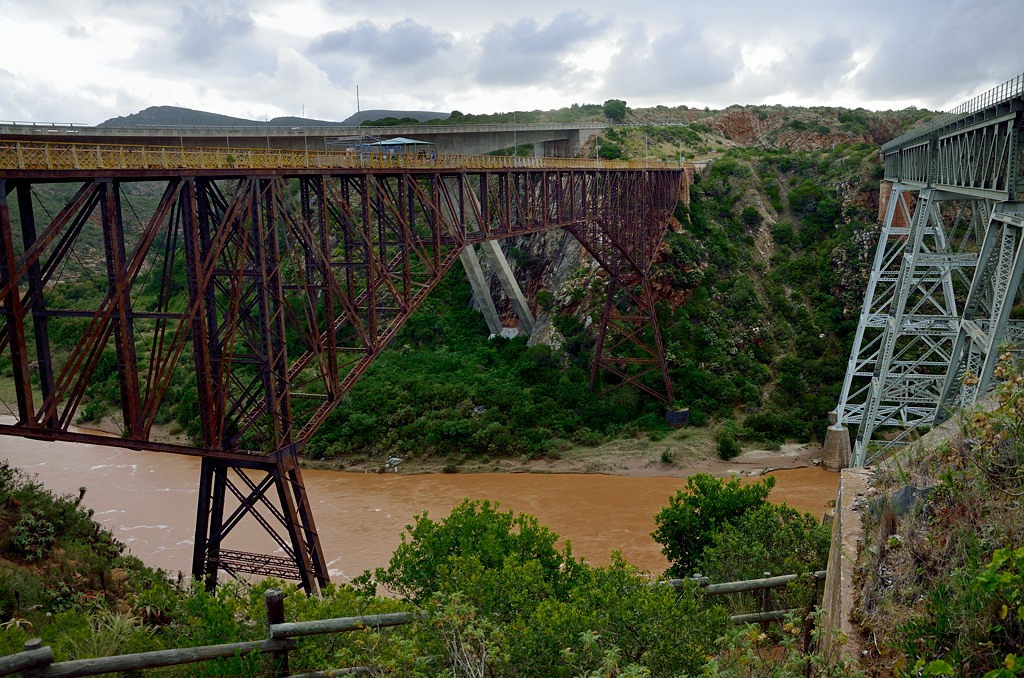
(0, 158), (686, 592)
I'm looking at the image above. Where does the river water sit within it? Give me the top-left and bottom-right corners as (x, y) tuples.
(0, 434), (838, 582)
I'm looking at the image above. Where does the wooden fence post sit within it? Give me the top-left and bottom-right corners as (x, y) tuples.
(760, 572), (771, 633)
(265, 589), (290, 677)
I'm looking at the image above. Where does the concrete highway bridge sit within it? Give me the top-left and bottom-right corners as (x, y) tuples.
(0, 120), (607, 157)
(0, 135), (687, 592)
(829, 71), (1024, 467)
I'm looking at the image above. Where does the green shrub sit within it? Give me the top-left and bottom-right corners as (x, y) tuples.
(10, 512), (56, 562)
(717, 434), (742, 460)
(900, 547), (1024, 675)
(652, 474), (776, 577)
(357, 499), (574, 603)
(535, 289), (555, 312)
(741, 205), (762, 227)
(357, 497), (728, 675)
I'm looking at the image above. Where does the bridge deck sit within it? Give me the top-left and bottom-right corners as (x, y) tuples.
(880, 71), (1024, 200)
(0, 141), (679, 175)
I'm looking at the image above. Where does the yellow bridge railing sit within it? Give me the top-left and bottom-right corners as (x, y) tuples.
(0, 141), (684, 173)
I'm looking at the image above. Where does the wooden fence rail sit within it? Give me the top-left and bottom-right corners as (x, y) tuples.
(20, 638), (297, 678)
(696, 569), (828, 633)
(666, 569), (829, 594)
(1, 571), (826, 677)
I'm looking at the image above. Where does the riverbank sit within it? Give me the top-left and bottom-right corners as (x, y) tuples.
(77, 413), (824, 480)
(302, 435), (824, 479)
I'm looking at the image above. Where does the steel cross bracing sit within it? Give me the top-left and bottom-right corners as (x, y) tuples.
(835, 73), (1024, 466)
(935, 204), (1024, 424)
(0, 153), (685, 592)
(834, 185), (985, 465)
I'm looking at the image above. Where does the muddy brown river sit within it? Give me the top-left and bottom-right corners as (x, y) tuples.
(0, 435), (838, 581)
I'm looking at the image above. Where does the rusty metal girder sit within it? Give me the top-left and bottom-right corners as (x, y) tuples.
(0, 163), (684, 592)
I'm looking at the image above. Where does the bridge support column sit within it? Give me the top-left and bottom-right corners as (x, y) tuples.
(480, 240), (535, 335)
(566, 166), (678, 406)
(0, 180), (36, 425)
(822, 424), (851, 472)
(460, 247), (503, 336)
(447, 176), (536, 337)
(192, 447), (328, 594)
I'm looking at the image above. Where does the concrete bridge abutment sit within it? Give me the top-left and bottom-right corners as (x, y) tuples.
(822, 424), (852, 472)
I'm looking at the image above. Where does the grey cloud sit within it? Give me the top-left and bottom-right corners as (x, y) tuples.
(797, 36), (856, 91)
(475, 11), (610, 87)
(308, 19), (453, 66)
(121, 2), (277, 84)
(0, 68), (145, 124)
(173, 4), (256, 64)
(602, 23), (739, 100)
(758, 34), (857, 99)
(852, 0), (1024, 107)
(63, 25), (89, 39)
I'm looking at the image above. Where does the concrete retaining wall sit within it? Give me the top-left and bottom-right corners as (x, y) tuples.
(820, 466), (873, 663)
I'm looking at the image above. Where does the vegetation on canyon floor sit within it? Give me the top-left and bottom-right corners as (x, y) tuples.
(2, 461), (837, 676)
(3, 359), (1022, 674)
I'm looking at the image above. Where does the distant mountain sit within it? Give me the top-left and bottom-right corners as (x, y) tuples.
(337, 110), (449, 125)
(99, 106), (333, 127)
(99, 105), (448, 128)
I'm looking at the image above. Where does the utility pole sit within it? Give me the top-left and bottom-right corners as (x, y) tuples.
(513, 111), (517, 157)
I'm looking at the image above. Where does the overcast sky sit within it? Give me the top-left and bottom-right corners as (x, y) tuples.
(1, 0), (1021, 125)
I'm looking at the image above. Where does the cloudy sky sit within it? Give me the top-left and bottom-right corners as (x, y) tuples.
(1, 0), (1021, 125)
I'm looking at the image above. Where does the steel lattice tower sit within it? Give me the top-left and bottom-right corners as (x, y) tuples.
(832, 72), (1024, 466)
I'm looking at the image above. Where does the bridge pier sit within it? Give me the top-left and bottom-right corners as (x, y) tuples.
(822, 423), (852, 472)
(479, 240), (535, 336)
(459, 247), (504, 336)
(192, 447), (328, 593)
(447, 176), (536, 337)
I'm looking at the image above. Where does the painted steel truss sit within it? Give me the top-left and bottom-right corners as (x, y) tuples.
(838, 77), (1024, 466)
(835, 183), (1024, 465)
(936, 203), (1024, 422)
(0, 164), (683, 591)
(835, 185), (984, 465)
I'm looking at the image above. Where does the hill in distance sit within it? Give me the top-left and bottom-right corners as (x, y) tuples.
(99, 105), (449, 128)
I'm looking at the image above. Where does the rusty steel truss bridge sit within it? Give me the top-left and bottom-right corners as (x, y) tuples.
(0, 140), (688, 592)
(832, 72), (1024, 467)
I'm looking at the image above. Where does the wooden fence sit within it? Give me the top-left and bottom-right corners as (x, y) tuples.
(0, 571), (826, 677)
(669, 569), (828, 624)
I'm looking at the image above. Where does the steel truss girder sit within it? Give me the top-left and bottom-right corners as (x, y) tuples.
(936, 202), (1024, 422)
(566, 169), (679, 404)
(835, 183), (987, 465)
(883, 109), (1022, 201)
(0, 165), (683, 591)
